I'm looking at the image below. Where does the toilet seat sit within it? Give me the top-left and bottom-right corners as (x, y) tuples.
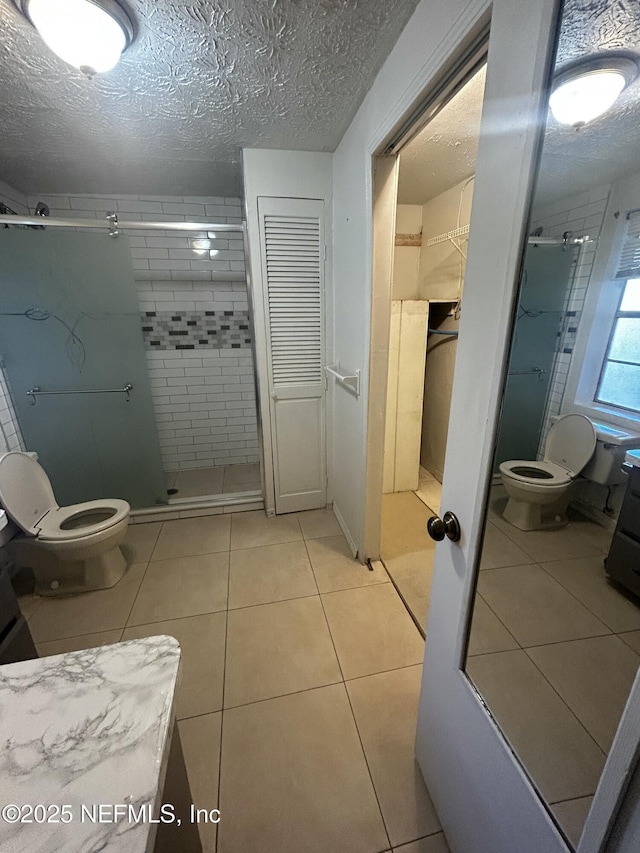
(499, 459), (571, 487)
(0, 452), (129, 541)
(36, 500), (130, 541)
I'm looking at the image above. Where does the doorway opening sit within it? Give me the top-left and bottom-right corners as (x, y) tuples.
(373, 62), (487, 632)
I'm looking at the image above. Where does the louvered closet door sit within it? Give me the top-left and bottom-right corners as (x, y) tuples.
(258, 197), (326, 513)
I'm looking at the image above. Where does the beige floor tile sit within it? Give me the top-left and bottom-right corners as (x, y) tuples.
(550, 797), (593, 848)
(467, 594), (519, 656)
(393, 834), (451, 853)
(179, 712), (221, 853)
(174, 466), (224, 498)
(540, 556), (640, 633)
(306, 534), (389, 593)
(383, 551), (435, 632)
(297, 508), (342, 539)
(121, 521), (162, 564)
(322, 584), (424, 680)
(28, 562), (147, 643)
(218, 684), (388, 853)
(152, 515), (231, 560)
(223, 462), (260, 486)
(479, 521), (532, 570)
(17, 593), (43, 622)
(619, 630), (640, 654)
(527, 636), (639, 753)
(37, 630), (122, 658)
(230, 509), (302, 550)
(467, 650), (605, 802)
(228, 541), (317, 609)
(492, 513), (612, 562)
(224, 596), (341, 707)
(165, 471), (178, 489)
(346, 665), (441, 847)
(128, 553), (228, 625)
(478, 564), (611, 647)
(381, 492), (435, 560)
(122, 612), (226, 719)
(414, 481), (442, 516)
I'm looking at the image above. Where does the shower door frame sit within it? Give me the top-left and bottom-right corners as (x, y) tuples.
(0, 213), (267, 518)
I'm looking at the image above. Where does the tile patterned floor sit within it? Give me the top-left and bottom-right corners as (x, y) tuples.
(381, 480), (640, 848)
(381, 491), (438, 632)
(165, 463), (261, 500)
(468, 487), (640, 846)
(19, 508), (448, 853)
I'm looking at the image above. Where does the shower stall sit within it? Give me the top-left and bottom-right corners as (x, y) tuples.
(495, 240), (579, 468)
(0, 204), (263, 516)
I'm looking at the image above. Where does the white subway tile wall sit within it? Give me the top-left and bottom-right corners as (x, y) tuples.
(0, 183), (29, 452)
(23, 193), (259, 471)
(530, 184), (610, 458)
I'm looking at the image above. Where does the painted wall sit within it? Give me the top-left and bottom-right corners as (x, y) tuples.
(21, 193), (258, 472)
(242, 149), (333, 516)
(392, 204), (422, 299)
(418, 176), (474, 300)
(332, 0), (487, 553)
(0, 180), (28, 454)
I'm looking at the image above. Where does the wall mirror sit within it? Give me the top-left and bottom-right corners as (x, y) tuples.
(463, 0), (640, 846)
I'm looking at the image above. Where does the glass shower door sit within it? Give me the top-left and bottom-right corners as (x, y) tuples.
(0, 229), (166, 508)
(495, 244), (574, 466)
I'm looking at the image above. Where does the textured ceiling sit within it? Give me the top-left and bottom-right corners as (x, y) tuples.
(398, 0), (640, 207)
(0, 0), (420, 197)
(397, 65), (485, 205)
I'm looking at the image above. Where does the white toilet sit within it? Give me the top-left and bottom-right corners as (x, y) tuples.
(0, 451), (130, 596)
(499, 413), (596, 531)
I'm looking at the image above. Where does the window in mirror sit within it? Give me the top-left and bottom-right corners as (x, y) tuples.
(595, 277), (640, 414)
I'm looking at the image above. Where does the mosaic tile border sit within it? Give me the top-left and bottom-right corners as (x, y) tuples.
(141, 310), (252, 350)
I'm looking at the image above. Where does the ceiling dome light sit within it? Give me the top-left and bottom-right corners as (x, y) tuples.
(17, 0), (134, 75)
(549, 56), (638, 128)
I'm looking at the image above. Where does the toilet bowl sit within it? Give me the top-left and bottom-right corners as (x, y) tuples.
(499, 414), (596, 531)
(0, 452), (130, 596)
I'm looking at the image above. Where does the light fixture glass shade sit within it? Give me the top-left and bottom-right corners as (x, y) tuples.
(25, 0), (130, 74)
(549, 58), (637, 127)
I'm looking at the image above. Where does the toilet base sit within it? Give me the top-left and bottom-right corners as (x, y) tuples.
(503, 496), (569, 531)
(10, 539), (128, 596)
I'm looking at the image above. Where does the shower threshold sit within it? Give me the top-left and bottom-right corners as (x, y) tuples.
(130, 491), (264, 523)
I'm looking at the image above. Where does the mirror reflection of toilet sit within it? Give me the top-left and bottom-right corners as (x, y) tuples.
(499, 414), (640, 531)
(0, 451), (130, 596)
(499, 413), (596, 531)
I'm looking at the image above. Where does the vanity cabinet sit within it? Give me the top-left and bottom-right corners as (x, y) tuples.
(606, 465), (640, 597)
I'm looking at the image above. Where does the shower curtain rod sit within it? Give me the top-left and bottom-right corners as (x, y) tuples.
(0, 214), (244, 234)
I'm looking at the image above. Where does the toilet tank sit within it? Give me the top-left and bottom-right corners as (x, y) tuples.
(580, 421), (640, 485)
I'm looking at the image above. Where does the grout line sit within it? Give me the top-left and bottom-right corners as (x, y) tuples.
(521, 645), (608, 759)
(214, 544), (231, 853)
(380, 556), (427, 639)
(342, 683), (392, 851)
(121, 559), (153, 630)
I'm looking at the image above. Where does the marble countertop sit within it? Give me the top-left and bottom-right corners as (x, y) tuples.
(0, 636), (181, 853)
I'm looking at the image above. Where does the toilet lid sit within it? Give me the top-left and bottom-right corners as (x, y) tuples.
(0, 452), (57, 535)
(544, 414), (596, 476)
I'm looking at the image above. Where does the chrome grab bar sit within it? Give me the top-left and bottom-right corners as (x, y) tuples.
(507, 367), (546, 381)
(27, 383), (133, 405)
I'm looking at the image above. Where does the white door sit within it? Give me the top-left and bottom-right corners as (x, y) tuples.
(257, 197), (327, 513)
(415, 0), (640, 850)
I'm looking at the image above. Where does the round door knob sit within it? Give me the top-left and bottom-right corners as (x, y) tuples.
(427, 511), (461, 542)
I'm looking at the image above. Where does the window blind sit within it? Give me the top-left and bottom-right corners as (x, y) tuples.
(616, 210), (640, 279)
